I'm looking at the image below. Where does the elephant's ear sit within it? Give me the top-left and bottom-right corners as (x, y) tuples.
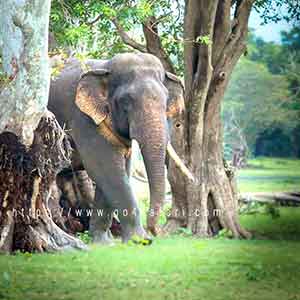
(164, 72), (185, 118)
(75, 69), (110, 125)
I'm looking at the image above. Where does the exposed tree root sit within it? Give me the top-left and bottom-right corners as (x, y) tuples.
(0, 111), (87, 253)
(163, 218), (181, 235)
(165, 161), (251, 239)
(0, 211), (14, 253)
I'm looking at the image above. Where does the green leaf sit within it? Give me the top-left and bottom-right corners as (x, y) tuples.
(196, 35), (212, 45)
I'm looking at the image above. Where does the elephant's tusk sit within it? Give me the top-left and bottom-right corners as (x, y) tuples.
(132, 174), (148, 183)
(167, 142), (195, 182)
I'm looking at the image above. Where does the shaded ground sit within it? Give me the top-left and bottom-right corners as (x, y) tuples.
(1, 207), (300, 300)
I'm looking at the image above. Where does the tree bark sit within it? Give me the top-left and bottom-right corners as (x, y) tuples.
(0, 0), (50, 145)
(0, 0), (86, 253)
(142, 17), (176, 74)
(166, 0), (254, 238)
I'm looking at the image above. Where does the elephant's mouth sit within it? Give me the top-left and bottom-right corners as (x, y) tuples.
(96, 116), (132, 158)
(132, 142), (194, 183)
(96, 113), (194, 182)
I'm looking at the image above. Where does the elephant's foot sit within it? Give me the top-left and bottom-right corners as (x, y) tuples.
(121, 225), (152, 245)
(91, 229), (114, 245)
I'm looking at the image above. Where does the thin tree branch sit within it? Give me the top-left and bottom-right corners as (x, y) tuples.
(183, 0), (219, 153)
(212, 0), (231, 67)
(215, 0), (255, 74)
(190, 0), (219, 94)
(233, 0), (255, 33)
(183, 0), (201, 93)
(111, 18), (147, 53)
(142, 16), (176, 73)
(206, 0), (255, 122)
(87, 14), (102, 26)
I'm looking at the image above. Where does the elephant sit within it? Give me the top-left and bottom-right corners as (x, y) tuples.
(48, 52), (193, 243)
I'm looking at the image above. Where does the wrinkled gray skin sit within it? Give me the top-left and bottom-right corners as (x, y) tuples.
(48, 53), (184, 243)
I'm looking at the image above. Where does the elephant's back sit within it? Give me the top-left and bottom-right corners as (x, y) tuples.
(48, 57), (108, 128)
(48, 58), (81, 127)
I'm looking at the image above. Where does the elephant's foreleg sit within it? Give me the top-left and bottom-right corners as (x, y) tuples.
(89, 186), (114, 244)
(71, 110), (151, 243)
(90, 160), (149, 243)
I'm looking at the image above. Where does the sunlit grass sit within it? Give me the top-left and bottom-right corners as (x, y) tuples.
(237, 157), (300, 192)
(1, 158), (300, 299)
(1, 207), (300, 300)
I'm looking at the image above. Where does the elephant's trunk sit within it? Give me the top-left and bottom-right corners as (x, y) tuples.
(132, 106), (167, 236)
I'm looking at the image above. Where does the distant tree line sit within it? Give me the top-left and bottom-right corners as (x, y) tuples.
(223, 26), (300, 160)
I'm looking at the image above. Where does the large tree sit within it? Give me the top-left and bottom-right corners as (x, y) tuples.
(161, 0), (253, 237)
(0, 0), (86, 253)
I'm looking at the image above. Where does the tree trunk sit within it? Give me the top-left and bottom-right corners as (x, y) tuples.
(166, 75), (250, 238)
(165, 0), (254, 238)
(0, 0), (86, 253)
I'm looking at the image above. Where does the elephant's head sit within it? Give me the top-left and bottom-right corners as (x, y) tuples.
(75, 53), (192, 235)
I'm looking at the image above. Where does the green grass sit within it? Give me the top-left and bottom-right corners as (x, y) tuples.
(1, 157), (299, 300)
(237, 157), (300, 192)
(240, 207), (300, 240)
(1, 207), (300, 300)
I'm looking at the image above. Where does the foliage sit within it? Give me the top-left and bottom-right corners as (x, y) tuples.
(255, 0), (300, 24)
(238, 27), (300, 158)
(239, 201), (264, 215)
(247, 30), (286, 74)
(171, 227), (193, 237)
(245, 264), (266, 281)
(239, 201), (281, 219)
(215, 228), (233, 239)
(50, 0), (131, 57)
(129, 235), (151, 246)
(281, 26), (300, 53)
(76, 230), (92, 244)
(264, 203), (281, 218)
(50, 0), (185, 74)
(223, 57), (294, 155)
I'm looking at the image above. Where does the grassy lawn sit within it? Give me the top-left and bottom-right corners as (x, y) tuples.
(237, 157), (300, 193)
(1, 207), (300, 300)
